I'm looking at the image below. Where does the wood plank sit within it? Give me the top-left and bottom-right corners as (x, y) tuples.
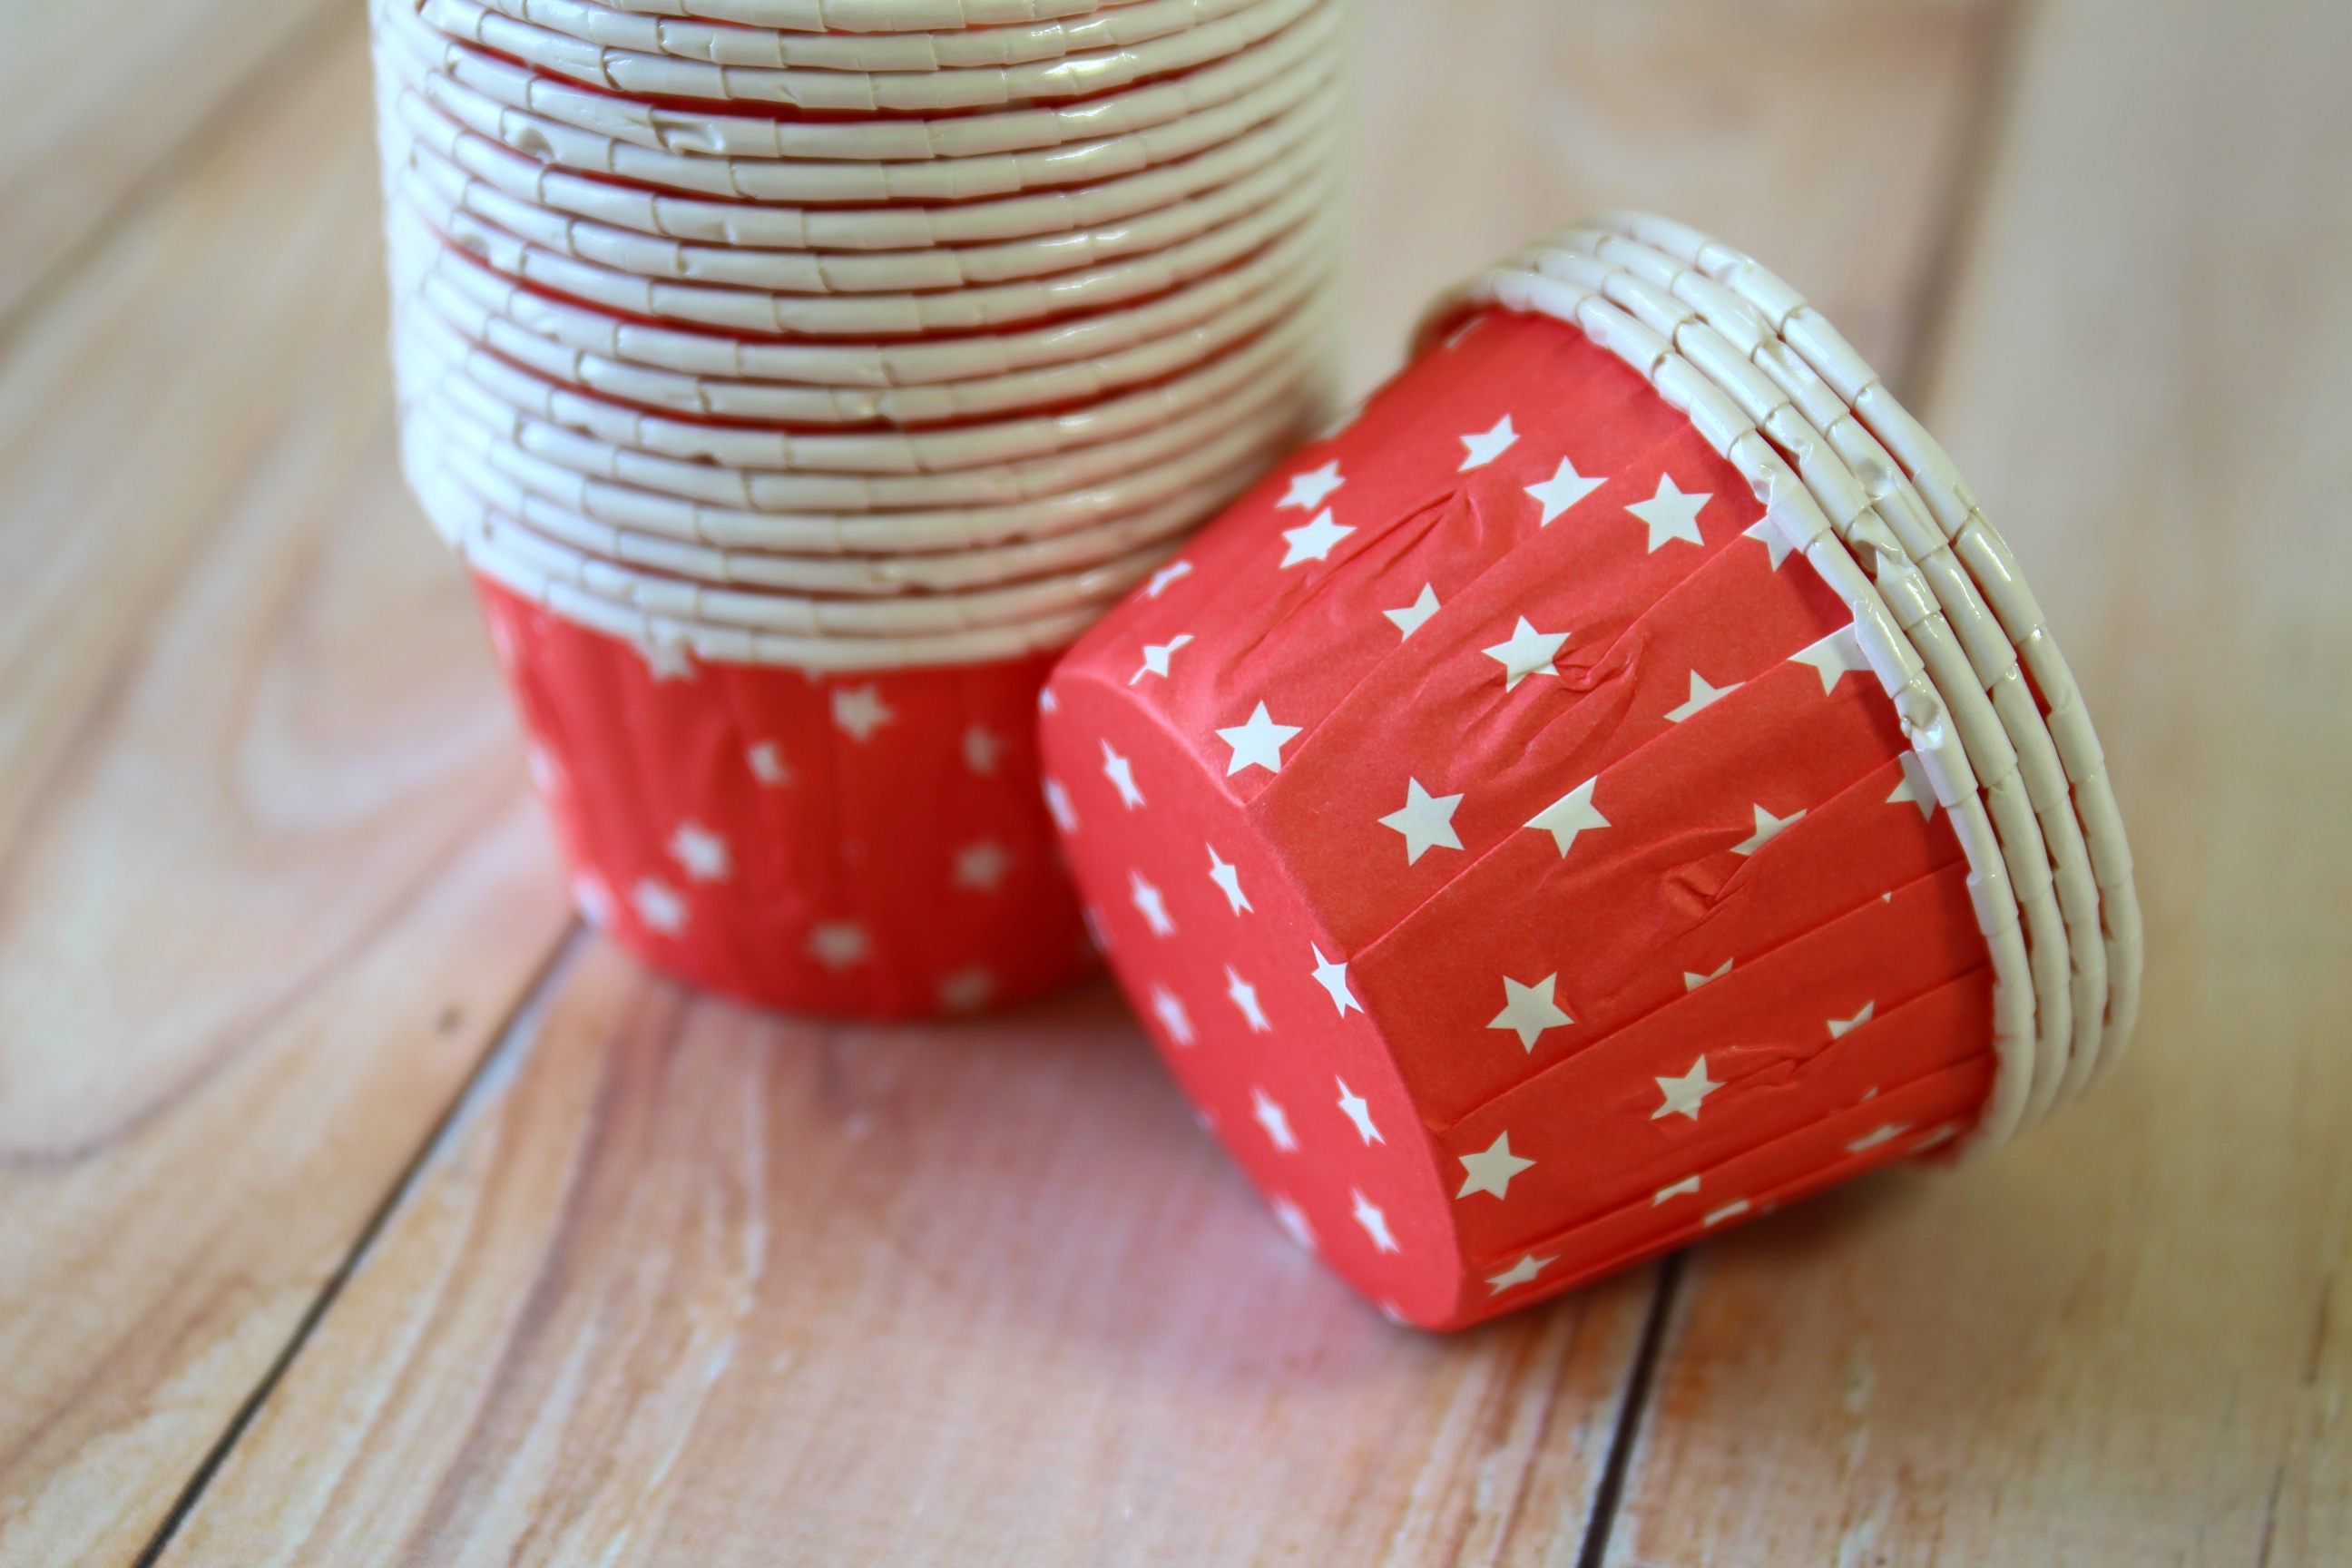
(1602, 1), (2352, 1562)
(0, 0), (347, 330)
(134, 5), (2005, 1563)
(0, 14), (571, 1566)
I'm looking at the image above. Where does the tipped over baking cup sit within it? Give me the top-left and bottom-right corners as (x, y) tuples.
(475, 576), (1093, 1016)
(1038, 219), (2132, 1328)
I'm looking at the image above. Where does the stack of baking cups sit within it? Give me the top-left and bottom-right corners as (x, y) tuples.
(369, 0), (1356, 1016)
(1038, 213), (2140, 1328)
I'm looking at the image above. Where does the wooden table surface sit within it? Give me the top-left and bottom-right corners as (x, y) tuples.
(4, 2), (2347, 1563)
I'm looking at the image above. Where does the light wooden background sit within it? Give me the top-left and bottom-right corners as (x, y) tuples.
(2, 1), (2347, 1563)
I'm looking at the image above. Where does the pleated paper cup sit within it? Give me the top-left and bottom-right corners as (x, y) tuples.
(1036, 217), (2131, 1327)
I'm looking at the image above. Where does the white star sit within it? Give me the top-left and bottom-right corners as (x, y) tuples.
(1143, 559), (1193, 598)
(1225, 965), (1270, 1032)
(1790, 624), (1870, 692)
(1310, 946), (1361, 1016)
(1524, 455), (1603, 524)
(667, 820), (730, 882)
(1625, 475), (1710, 551)
(1455, 1132), (1534, 1200)
(1279, 509), (1353, 567)
(1043, 776), (1078, 833)
(1277, 459), (1345, 512)
(1377, 778), (1464, 864)
(1336, 1078), (1382, 1145)
(1485, 1252), (1553, 1294)
(1652, 1056), (1722, 1121)
(1037, 686), (1057, 715)
(1350, 1189), (1399, 1254)
(747, 740), (790, 786)
(1149, 983), (1194, 1046)
(1102, 739), (1146, 808)
(1269, 1194), (1315, 1252)
(631, 877), (687, 936)
(1458, 414), (1519, 471)
(1827, 1001), (1877, 1040)
(1083, 905), (1112, 954)
(526, 742), (563, 796)
(1524, 778), (1609, 857)
(1128, 868), (1175, 936)
(1481, 616), (1569, 691)
(1682, 957), (1732, 991)
(806, 920), (869, 970)
(1653, 1175), (1700, 1205)
(1384, 583), (1441, 638)
(1914, 1122), (1960, 1153)
(1847, 1122), (1910, 1155)
(1252, 1087), (1298, 1152)
(1888, 751), (1939, 816)
(938, 966), (995, 1012)
(1206, 845), (1251, 914)
(1703, 1199), (1751, 1228)
(963, 723), (1005, 775)
(1489, 973), (1572, 1051)
(1215, 702), (1300, 776)
(638, 639), (696, 682)
(831, 684), (893, 741)
(1745, 515), (1795, 569)
(1666, 671), (1740, 722)
(1130, 633), (1194, 684)
(570, 871), (613, 927)
(953, 838), (1010, 892)
(1731, 802), (1806, 856)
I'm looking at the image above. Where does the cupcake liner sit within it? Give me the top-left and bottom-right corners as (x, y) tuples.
(474, 575), (1094, 1016)
(579, 0), (1120, 33)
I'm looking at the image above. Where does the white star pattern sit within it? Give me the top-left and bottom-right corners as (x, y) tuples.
(1336, 1078), (1382, 1145)
(830, 684), (893, 741)
(1458, 414), (1519, 471)
(1150, 983), (1195, 1046)
(632, 877), (687, 936)
(1525, 455), (1603, 524)
(1828, 1002), (1877, 1040)
(1847, 1122), (1911, 1154)
(1226, 965), (1270, 1032)
(1481, 616), (1569, 691)
(1456, 1132), (1534, 1200)
(1489, 974), (1573, 1051)
(1625, 475), (1710, 551)
(1378, 778), (1464, 864)
(570, 871), (613, 927)
(667, 820), (730, 883)
(1745, 515), (1795, 569)
(1310, 946), (1361, 1016)
(526, 742), (562, 796)
(1083, 905), (1112, 955)
(806, 920), (870, 970)
(1037, 686), (1057, 715)
(1485, 1253), (1553, 1294)
(953, 839), (1010, 893)
(1887, 751), (1939, 816)
(963, 723), (1005, 776)
(1252, 1087), (1298, 1152)
(1524, 778), (1609, 857)
(1666, 671), (1740, 722)
(1128, 869), (1175, 936)
(1130, 633), (1194, 685)
(1703, 1199), (1751, 1228)
(1350, 1190), (1399, 1254)
(1791, 624), (1870, 692)
(938, 966), (995, 1013)
(747, 740), (790, 786)
(1144, 559), (1193, 599)
(1102, 739), (1146, 808)
(638, 639), (696, 682)
(1279, 509), (1353, 567)
(1277, 459), (1345, 512)
(1683, 957), (1733, 991)
(1654, 1175), (1701, 1205)
(1043, 776), (1078, 833)
(1215, 702), (1301, 776)
(1384, 583), (1441, 638)
(1731, 803), (1806, 856)
(1270, 1194), (1316, 1252)
(1652, 1056), (1722, 1121)
(1206, 845), (1252, 914)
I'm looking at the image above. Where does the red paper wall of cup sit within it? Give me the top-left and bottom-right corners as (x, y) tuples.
(1038, 261), (2124, 1328)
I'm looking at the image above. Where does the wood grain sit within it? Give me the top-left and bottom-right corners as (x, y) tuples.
(0, 0), (347, 331)
(1603, 1), (2352, 1563)
(0, 16), (570, 1566)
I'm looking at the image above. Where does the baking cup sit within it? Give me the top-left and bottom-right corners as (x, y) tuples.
(381, 0), (1340, 164)
(472, 574), (1094, 1015)
(559, 0), (1119, 31)
(1037, 225), (2126, 1328)
(413, 0), (1322, 111)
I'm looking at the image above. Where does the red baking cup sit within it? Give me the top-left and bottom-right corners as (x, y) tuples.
(475, 576), (1092, 1017)
(1039, 308), (2000, 1328)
